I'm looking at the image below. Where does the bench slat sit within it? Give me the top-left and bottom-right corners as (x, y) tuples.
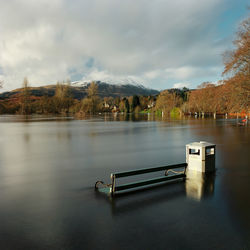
(113, 163), (187, 178)
(112, 163), (187, 178)
(115, 173), (186, 192)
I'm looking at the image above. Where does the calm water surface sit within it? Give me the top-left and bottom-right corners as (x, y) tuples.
(0, 114), (249, 250)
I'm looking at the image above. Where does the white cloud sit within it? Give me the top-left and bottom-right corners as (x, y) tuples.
(0, 0), (242, 91)
(165, 66), (222, 80)
(82, 69), (146, 86)
(172, 82), (190, 89)
(144, 70), (163, 80)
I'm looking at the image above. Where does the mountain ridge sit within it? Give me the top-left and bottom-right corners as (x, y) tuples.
(0, 81), (160, 100)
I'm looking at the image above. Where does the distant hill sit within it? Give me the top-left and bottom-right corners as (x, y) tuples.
(0, 81), (159, 100)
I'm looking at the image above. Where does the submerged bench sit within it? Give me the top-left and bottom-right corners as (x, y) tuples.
(95, 163), (187, 196)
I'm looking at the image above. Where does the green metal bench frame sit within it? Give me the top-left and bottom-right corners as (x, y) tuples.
(108, 163), (187, 195)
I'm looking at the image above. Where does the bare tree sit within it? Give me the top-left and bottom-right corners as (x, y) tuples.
(54, 80), (73, 113)
(21, 77), (31, 114)
(81, 81), (100, 113)
(87, 81), (98, 98)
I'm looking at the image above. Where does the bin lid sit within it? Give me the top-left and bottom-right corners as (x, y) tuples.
(186, 141), (215, 148)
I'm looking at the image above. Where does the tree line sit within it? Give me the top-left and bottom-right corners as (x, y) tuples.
(1, 78), (247, 117)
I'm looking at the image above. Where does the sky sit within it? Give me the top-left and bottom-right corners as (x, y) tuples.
(0, 0), (249, 92)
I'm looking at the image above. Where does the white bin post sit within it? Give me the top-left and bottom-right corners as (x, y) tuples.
(186, 141), (216, 173)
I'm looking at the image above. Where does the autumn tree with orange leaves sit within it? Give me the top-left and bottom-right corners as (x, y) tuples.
(223, 16), (250, 113)
(155, 90), (182, 114)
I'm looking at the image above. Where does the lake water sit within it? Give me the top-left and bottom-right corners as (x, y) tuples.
(0, 114), (249, 250)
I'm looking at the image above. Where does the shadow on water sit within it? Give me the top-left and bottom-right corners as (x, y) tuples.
(95, 180), (185, 215)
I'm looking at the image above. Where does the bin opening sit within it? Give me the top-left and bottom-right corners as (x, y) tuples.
(189, 149), (200, 155)
(206, 148), (214, 155)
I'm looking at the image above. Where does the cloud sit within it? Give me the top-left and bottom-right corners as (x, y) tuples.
(165, 66), (222, 80)
(82, 69), (146, 86)
(0, 0), (243, 91)
(172, 83), (190, 89)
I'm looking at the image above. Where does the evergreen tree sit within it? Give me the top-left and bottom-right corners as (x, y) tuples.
(125, 98), (130, 113)
(131, 95), (140, 111)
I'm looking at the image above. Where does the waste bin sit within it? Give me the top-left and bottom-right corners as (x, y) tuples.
(186, 141), (215, 172)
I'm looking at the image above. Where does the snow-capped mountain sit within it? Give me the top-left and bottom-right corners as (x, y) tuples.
(70, 80), (159, 98)
(71, 76), (146, 89)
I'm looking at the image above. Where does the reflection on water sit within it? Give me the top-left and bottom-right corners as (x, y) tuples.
(95, 180), (186, 216)
(185, 170), (215, 201)
(0, 114), (74, 122)
(95, 169), (216, 214)
(0, 114), (249, 249)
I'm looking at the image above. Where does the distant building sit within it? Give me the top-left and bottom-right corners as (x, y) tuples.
(104, 102), (110, 108)
(147, 101), (155, 108)
(112, 105), (119, 112)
